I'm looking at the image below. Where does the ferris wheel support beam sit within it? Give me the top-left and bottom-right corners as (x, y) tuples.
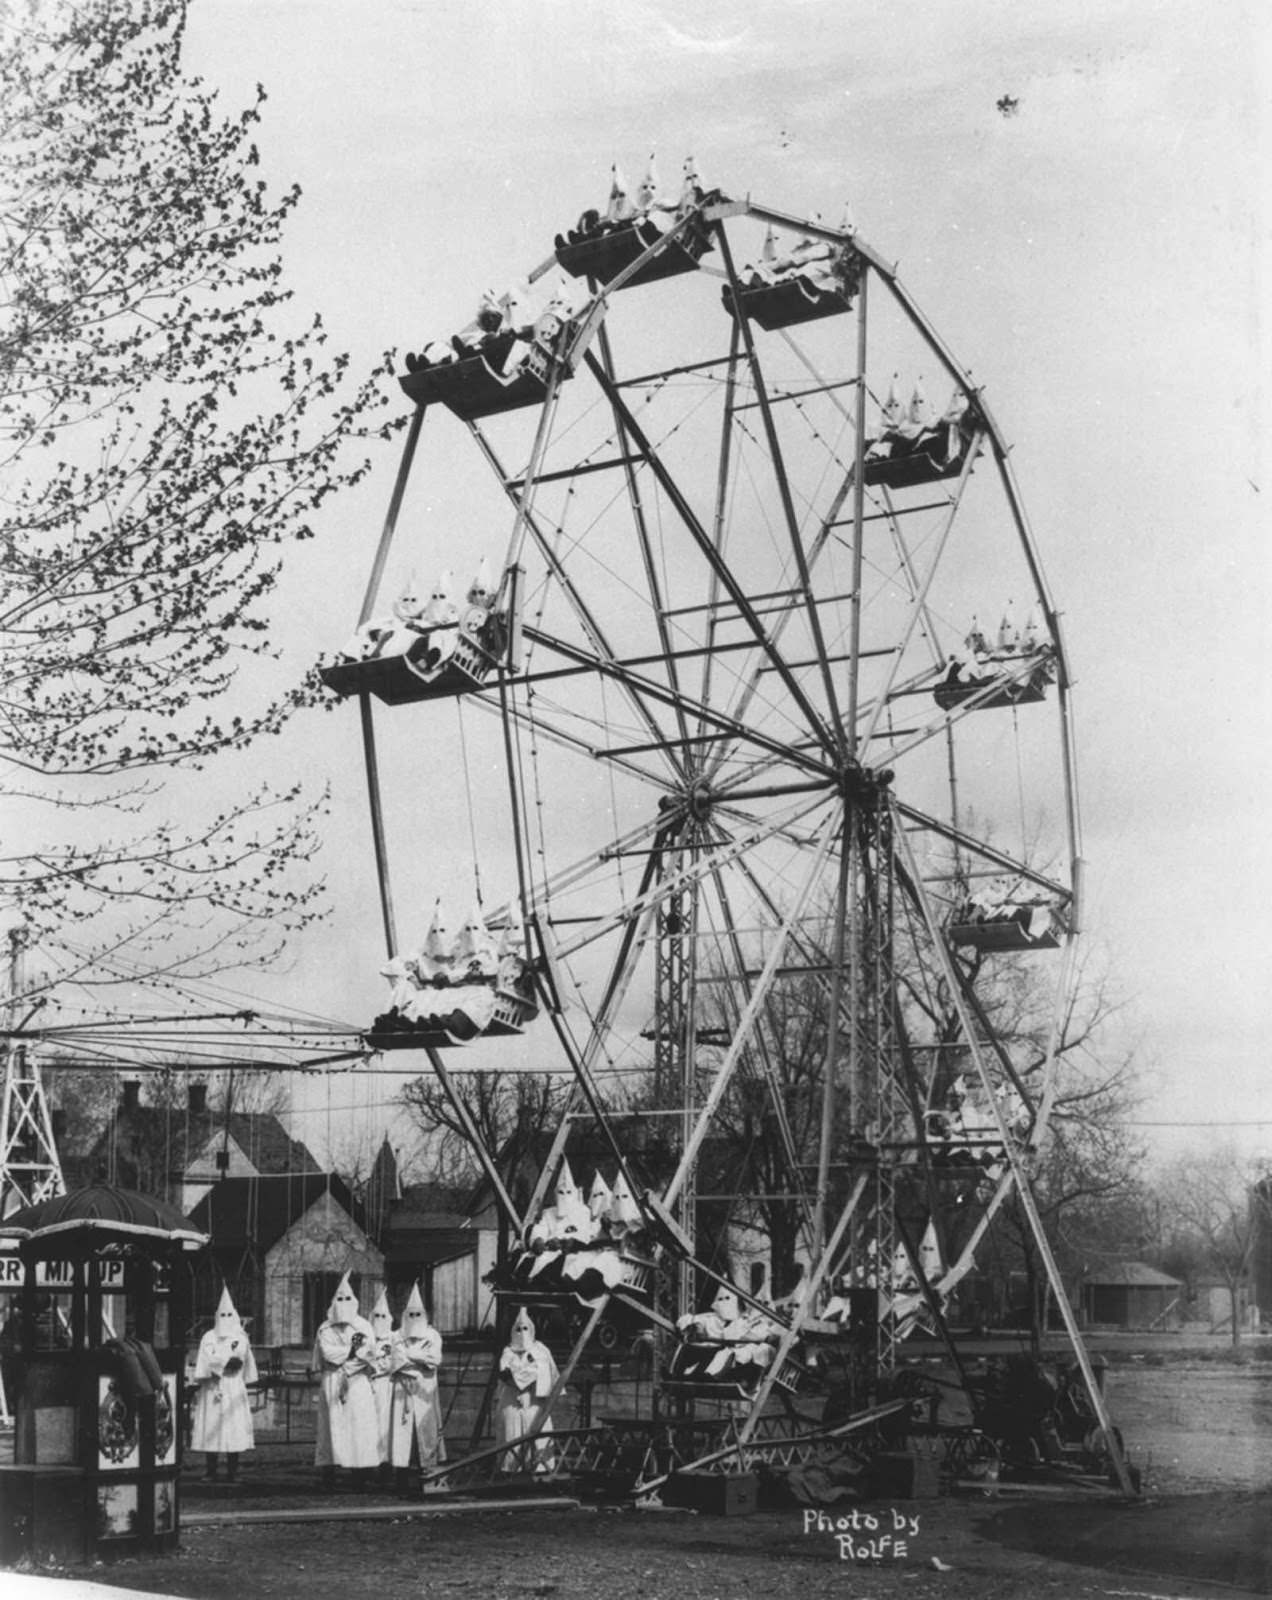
(699, 833), (817, 1251)
(581, 351), (838, 758)
(734, 1172), (869, 1449)
(662, 808), (838, 1212)
(714, 223), (847, 756)
(890, 809), (1137, 1498)
(810, 800), (852, 1266)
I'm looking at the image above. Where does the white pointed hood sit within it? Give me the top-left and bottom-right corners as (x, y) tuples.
(215, 1285), (243, 1338)
(606, 162), (634, 224)
(466, 556), (495, 609)
(510, 1305), (536, 1352)
(635, 152), (659, 211)
(453, 902), (482, 960)
(908, 377), (933, 428)
(587, 1170), (613, 1221)
(371, 1288), (393, 1339)
(327, 1272), (361, 1325)
(607, 1170), (642, 1230)
(710, 1285), (740, 1322)
(760, 223), (780, 266)
(395, 571), (426, 624)
(554, 1158), (582, 1212)
(402, 1282), (431, 1338)
(918, 1221), (942, 1281)
(424, 899), (453, 962)
(881, 372), (905, 430)
(497, 904), (524, 958)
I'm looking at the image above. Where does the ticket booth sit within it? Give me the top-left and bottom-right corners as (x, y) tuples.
(0, 1184), (207, 1566)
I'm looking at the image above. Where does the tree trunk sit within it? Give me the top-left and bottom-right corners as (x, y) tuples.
(1229, 1279), (1242, 1349)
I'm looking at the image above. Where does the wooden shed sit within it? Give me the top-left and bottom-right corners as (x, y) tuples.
(1081, 1262), (1182, 1329)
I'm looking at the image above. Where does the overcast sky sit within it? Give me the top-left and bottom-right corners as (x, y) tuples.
(137, 0), (1271, 1171)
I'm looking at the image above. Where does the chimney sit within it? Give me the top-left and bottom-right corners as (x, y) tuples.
(121, 1080), (141, 1111)
(188, 1083), (208, 1115)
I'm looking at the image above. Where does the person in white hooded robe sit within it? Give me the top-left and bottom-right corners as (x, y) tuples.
(312, 1273), (382, 1486)
(368, 1289), (395, 1478)
(496, 1306), (559, 1473)
(190, 1286), (257, 1481)
(388, 1284), (445, 1491)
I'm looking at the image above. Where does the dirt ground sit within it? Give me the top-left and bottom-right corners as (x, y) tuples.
(17, 1490), (1271, 1600)
(6, 1356), (1271, 1600)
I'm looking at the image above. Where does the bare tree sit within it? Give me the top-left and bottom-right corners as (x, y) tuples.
(398, 1069), (567, 1219)
(0, 0), (400, 981)
(1154, 1143), (1272, 1347)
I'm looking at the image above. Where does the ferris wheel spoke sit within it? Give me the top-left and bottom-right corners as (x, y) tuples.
(894, 800), (1072, 901)
(592, 319), (694, 754)
(520, 624), (833, 779)
(704, 464), (857, 785)
(468, 428), (690, 784)
(857, 434), (983, 756)
(548, 790), (834, 965)
(582, 349), (839, 757)
(715, 222), (848, 754)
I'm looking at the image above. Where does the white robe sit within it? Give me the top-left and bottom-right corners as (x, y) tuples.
(313, 1316), (382, 1469)
(190, 1329), (257, 1454)
(368, 1336), (395, 1463)
(496, 1340), (559, 1470)
(388, 1329), (445, 1469)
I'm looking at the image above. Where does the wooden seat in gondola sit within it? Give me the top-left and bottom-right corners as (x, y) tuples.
(722, 271), (856, 330)
(663, 1343), (803, 1399)
(364, 982), (539, 1051)
(490, 1246), (656, 1305)
(320, 622), (507, 705)
(947, 902), (1064, 952)
(398, 336), (570, 421)
(555, 214), (713, 289)
(863, 422), (973, 490)
(932, 656), (1052, 713)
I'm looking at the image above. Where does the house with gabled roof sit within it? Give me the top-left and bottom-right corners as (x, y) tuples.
(187, 1172), (384, 1347)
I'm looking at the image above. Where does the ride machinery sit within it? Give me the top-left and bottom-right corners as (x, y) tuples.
(320, 169), (1135, 1496)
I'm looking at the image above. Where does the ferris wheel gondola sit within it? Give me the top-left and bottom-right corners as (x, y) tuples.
(319, 167), (1134, 1495)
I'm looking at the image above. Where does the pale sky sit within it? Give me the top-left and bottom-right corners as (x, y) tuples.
(45, 0), (1270, 1173)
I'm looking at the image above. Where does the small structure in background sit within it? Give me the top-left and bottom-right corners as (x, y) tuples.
(1081, 1262), (1183, 1330)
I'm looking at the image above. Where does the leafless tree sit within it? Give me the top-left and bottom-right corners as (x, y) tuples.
(1154, 1143), (1272, 1347)
(0, 0), (401, 984)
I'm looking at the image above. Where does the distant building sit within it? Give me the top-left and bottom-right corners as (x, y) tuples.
(381, 1179), (498, 1334)
(70, 1079), (319, 1207)
(187, 1172), (384, 1347)
(1081, 1262), (1183, 1329)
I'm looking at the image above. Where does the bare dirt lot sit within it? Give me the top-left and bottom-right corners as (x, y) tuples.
(6, 1353), (1271, 1600)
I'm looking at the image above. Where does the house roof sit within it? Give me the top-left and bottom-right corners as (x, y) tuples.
(187, 1173), (364, 1253)
(1085, 1262), (1182, 1288)
(86, 1106), (318, 1178)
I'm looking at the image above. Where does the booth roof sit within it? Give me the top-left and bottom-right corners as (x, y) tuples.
(0, 1182), (208, 1253)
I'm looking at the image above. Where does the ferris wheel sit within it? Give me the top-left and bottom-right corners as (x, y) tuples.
(321, 164), (1131, 1491)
